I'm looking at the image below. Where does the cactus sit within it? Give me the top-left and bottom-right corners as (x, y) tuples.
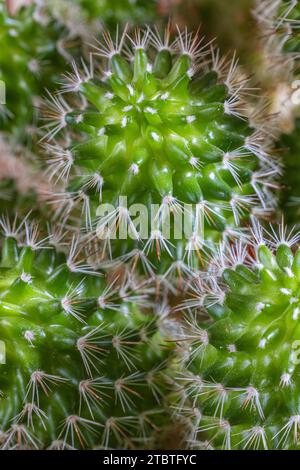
(0, 219), (173, 449)
(250, 0), (300, 134)
(0, 1), (68, 141)
(278, 0), (300, 212)
(253, 2), (300, 228)
(41, 27), (279, 277)
(173, 221), (300, 450)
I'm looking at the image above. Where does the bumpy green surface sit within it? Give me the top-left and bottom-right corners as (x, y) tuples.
(42, 30), (277, 272)
(0, 2), (64, 140)
(0, 231), (170, 449)
(175, 241), (300, 449)
(0, 0), (158, 142)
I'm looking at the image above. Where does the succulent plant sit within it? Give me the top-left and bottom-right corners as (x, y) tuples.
(41, 27), (279, 278)
(0, 218), (173, 449)
(250, 0), (300, 134)
(172, 221), (300, 450)
(0, 1), (68, 141)
(252, 2), (300, 228)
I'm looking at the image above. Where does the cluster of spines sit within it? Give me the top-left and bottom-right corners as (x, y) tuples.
(251, 0), (300, 134)
(252, 1), (300, 227)
(0, 1), (70, 140)
(168, 219), (300, 450)
(40, 26), (280, 281)
(0, 216), (173, 449)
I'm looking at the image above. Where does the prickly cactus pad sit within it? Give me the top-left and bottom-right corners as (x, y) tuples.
(0, 224), (171, 449)
(42, 28), (279, 273)
(0, 2), (65, 139)
(174, 230), (300, 449)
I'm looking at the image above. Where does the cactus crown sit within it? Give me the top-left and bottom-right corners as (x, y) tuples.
(173, 221), (300, 449)
(42, 27), (280, 275)
(0, 217), (171, 449)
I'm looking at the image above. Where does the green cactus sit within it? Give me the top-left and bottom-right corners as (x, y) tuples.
(0, 219), (172, 449)
(0, 1), (69, 141)
(41, 27), (279, 276)
(277, 2), (300, 231)
(173, 222), (300, 450)
(249, 0), (300, 134)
